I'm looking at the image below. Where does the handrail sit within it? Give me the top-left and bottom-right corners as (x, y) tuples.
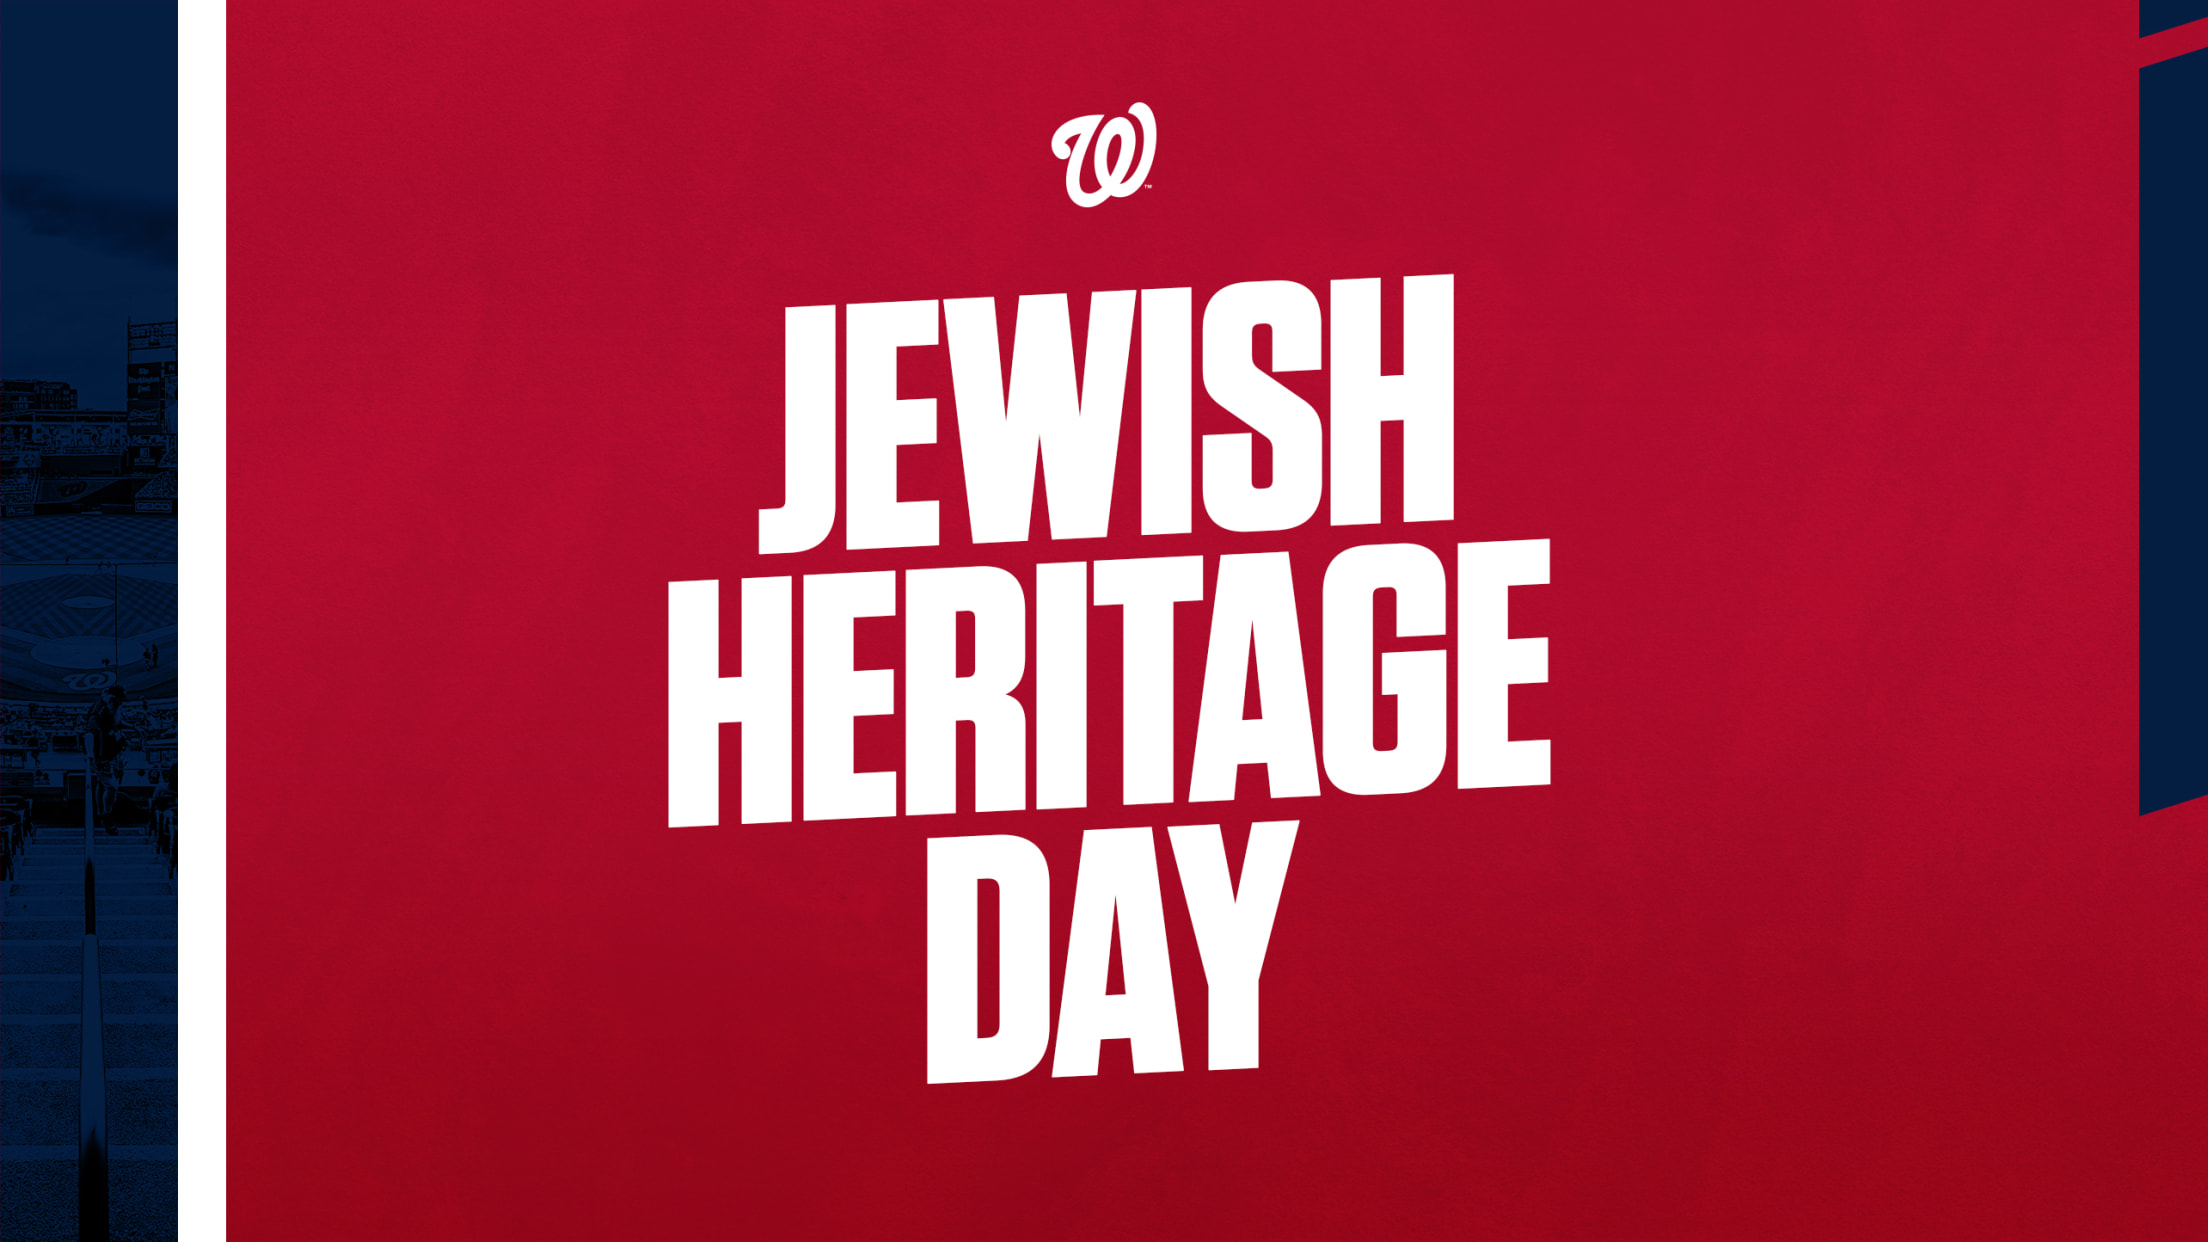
(80, 777), (108, 1241)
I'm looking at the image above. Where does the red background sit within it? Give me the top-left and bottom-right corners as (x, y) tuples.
(229, 3), (2201, 1237)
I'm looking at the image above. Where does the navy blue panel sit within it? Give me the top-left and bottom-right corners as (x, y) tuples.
(2145, 3), (2208, 37)
(2141, 48), (2208, 812)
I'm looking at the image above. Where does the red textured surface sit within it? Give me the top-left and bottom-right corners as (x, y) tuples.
(227, 3), (2195, 1238)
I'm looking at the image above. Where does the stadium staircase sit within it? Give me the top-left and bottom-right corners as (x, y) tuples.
(3, 811), (177, 1240)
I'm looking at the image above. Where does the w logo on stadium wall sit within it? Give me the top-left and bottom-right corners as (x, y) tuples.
(1051, 103), (1157, 207)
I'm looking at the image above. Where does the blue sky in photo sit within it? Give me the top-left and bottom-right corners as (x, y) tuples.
(2, 0), (178, 410)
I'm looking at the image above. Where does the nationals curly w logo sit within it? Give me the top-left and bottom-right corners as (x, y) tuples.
(1051, 103), (1157, 208)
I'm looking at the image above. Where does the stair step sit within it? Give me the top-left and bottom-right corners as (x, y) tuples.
(0, 980), (79, 1014)
(6, 879), (173, 888)
(6, 899), (177, 914)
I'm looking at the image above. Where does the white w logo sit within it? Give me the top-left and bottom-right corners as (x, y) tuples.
(1051, 104), (1157, 208)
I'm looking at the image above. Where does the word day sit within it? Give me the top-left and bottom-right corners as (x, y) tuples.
(927, 823), (1297, 1083)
